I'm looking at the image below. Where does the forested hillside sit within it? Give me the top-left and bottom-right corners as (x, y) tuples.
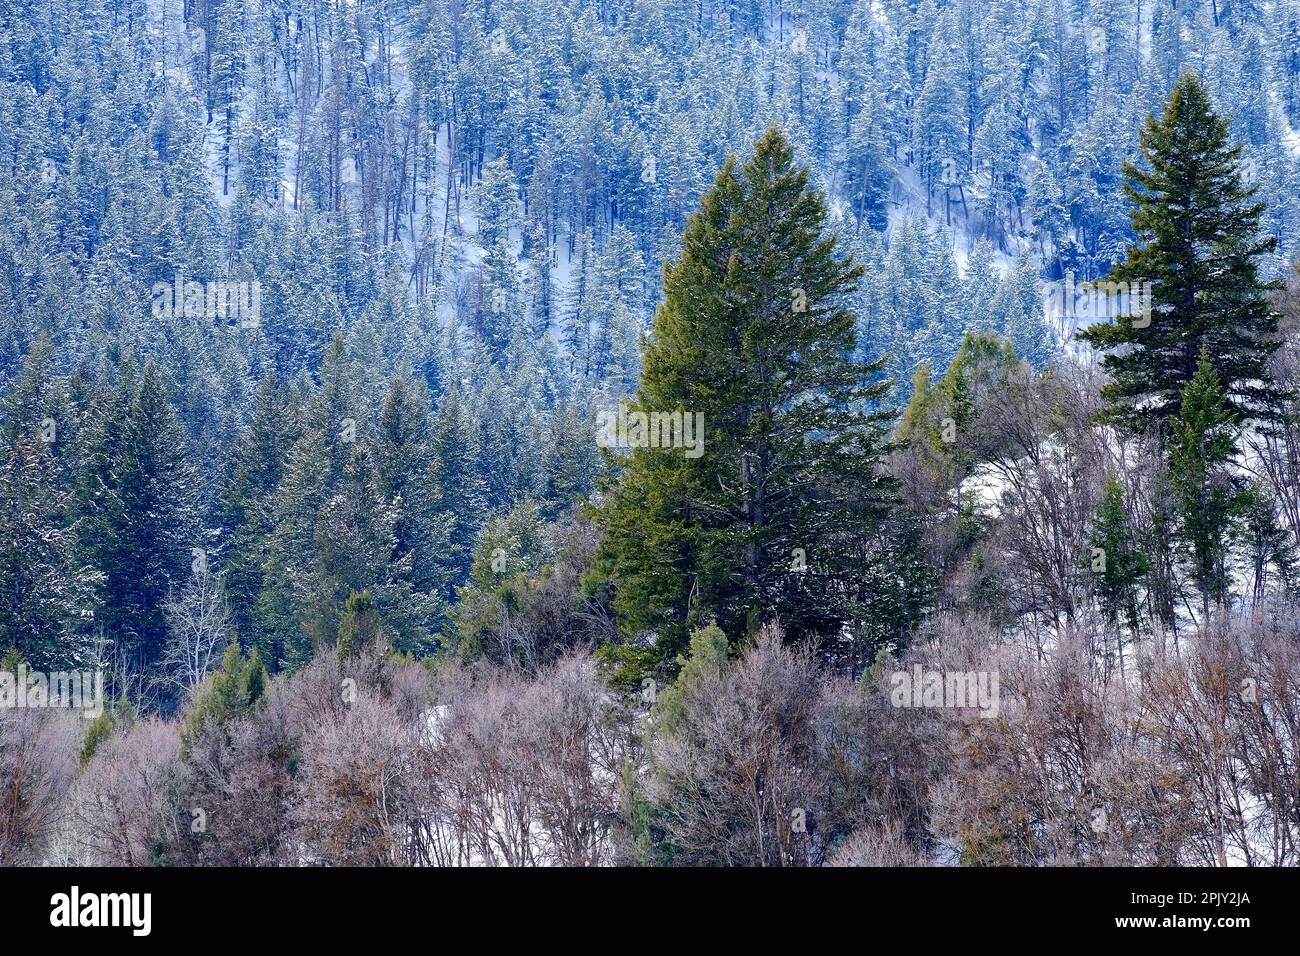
(2, 0), (1300, 868)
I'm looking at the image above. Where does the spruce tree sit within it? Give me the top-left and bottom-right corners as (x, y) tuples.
(1088, 472), (1148, 664)
(0, 436), (100, 668)
(336, 591), (384, 658)
(1078, 71), (1285, 434)
(220, 374), (301, 664)
(375, 375), (455, 613)
(256, 337), (363, 666)
(594, 127), (898, 674)
(1242, 482), (1297, 601)
(429, 387), (489, 581)
(562, 229), (597, 380)
(1168, 350), (1249, 618)
(79, 364), (203, 670)
(0, 331), (60, 446)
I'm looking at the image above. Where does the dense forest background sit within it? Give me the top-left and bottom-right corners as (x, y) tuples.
(2, 0), (1300, 867)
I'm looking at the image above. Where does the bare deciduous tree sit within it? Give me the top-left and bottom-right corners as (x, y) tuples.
(161, 566), (232, 693)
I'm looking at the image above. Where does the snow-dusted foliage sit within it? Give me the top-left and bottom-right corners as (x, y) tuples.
(2, 0), (1300, 869)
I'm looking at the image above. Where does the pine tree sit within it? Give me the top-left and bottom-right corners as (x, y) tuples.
(1242, 481), (1297, 601)
(1168, 350), (1249, 617)
(594, 127), (899, 674)
(473, 157), (523, 254)
(562, 229), (597, 380)
(1088, 472), (1148, 665)
(1078, 71), (1285, 434)
(256, 412), (336, 669)
(220, 374), (301, 663)
(374, 375), (454, 638)
(79, 364), (203, 670)
(256, 338), (362, 666)
(0, 331), (60, 445)
(540, 399), (601, 516)
(293, 438), (425, 660)
(962, 239), (1001, 334)
(911, 11), (968, 217)
(179, 640), (266, 755)
(0, 436), (100, 668)
(336, 590), (384, 658)
(999, 251), (1053, 367)
(477, 237), (519, 361)
(1026, 157), (1069, 269)
(844, 75), (894, 231)
(429, 387), (489, 583)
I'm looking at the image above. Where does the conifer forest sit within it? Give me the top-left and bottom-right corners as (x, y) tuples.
(3, 0), (1300, 877)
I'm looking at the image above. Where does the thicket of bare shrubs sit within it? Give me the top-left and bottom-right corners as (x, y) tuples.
(0, 708), (79, 865)
(65, 719), (179, 866)
(4, 601), (1294, 866)
(929, 609), (1300, 866)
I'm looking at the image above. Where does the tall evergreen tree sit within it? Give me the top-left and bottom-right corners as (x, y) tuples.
(594, 127), (899, 674)
(429, 387), (489, 584)
(0, 436), (100, 667)
(219, 374), (302, 663)
(79, 364), (203, 670)
(1078, 71), (1285, 434)
(374, 374), (454, 640)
